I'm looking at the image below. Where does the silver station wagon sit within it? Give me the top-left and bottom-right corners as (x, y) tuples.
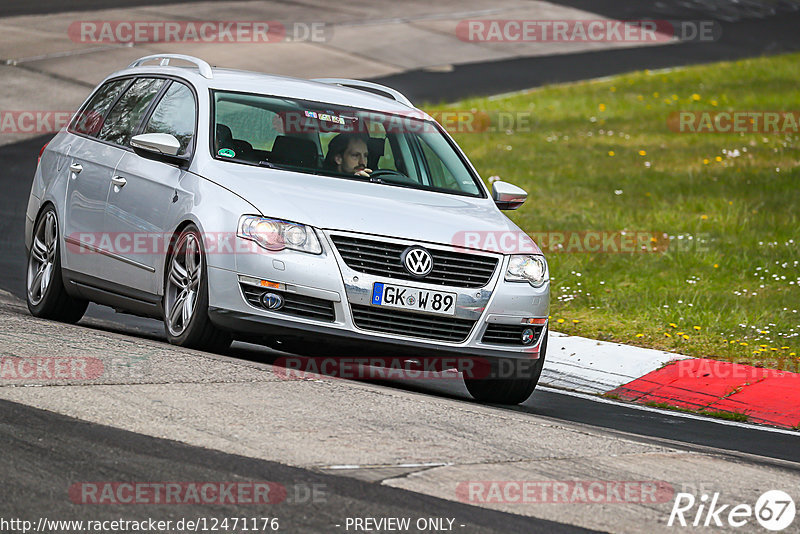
(25, 54), (550, 404)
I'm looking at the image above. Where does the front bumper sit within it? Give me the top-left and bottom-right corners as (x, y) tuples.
(207, 231), (549, 361)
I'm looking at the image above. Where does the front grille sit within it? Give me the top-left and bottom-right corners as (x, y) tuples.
(482, 324), (544, 346)
(330, 235), (498, 288)
(241, 285), (336, 322)
(351, 304), (475, 343)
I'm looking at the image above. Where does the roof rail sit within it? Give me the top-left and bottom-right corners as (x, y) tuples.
(128, 54), (213, 79)
(313, 78), (413, 107)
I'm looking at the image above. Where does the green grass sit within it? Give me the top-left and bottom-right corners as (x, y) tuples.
(426, 53), (800, 369)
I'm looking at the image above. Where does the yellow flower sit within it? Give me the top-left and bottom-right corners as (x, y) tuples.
(701, 215), (708, 220)
(693, 326), (701, 331)
(664, 99), (673, 105)
(791, 352), (797, 356)
(714, 264), (719, 268)
(715, 156), (723, 162)
(711, 100), (718, 106)
(639, 150), (647, 156)
(672, 94), (679, 100)
(740, 342), (748, 346)
(759, 330), (768, 334)
(771, 348), (779, 351)
(608, 151), (615, 157)
(653, 92), (660, 98)
(645, 192), (651, 197)
(728, 201), (733, 205)
(572, 319), (580, 324)
(664, 333), (671, 338)
(691, 94), (701, 101)
(723, 340), (729, 344)
(669, 323), (677, 328)
(703, 159), (710, 165)
(610, 86), (617, 92)
(557, 318), (565, 324)
(760, 345), (768, 348)
(650, 237), (658, 243)
(637, 95), (644, 101)
(682, 335), (690, 340)
(676, 332), (685, 336)
(636, 333), (644, 338)
(599, 103), (606, 112)
(781, 346), (790, 350)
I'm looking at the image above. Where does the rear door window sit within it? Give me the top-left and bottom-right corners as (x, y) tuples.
(97, 78), (166, 147)
(69, 79), (130, 136)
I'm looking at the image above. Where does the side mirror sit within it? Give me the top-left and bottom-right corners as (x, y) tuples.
(492, 181), (527, 210)
(130, 133), (188, 168)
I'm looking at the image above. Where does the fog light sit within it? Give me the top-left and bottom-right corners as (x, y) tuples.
(521, 327), (536, 345)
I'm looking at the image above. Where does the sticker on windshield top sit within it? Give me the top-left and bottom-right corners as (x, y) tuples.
(218, 148), (235, 158)
(305, 110), (345, 124)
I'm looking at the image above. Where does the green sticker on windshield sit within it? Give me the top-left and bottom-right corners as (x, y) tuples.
(218, 148), (235, 158)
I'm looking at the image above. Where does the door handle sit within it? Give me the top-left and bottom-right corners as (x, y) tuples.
(111, 175), (127, 188)
(69, 163), (83, 174)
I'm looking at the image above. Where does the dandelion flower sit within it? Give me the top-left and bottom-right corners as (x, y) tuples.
(572, 319), (580, 324)
(711, 100), (718, 106)
(791, 352), (797, 356)
(703, 159), (710, 165)
(608, 151), (615, 157)
(677, 332), (685, 336)
(599, 103), (606, 112)
(701, 215), (708, 220)
(714, 264), (719, 268)
(639, 150), (647, 156)
(693, 326), (701, 331)
(637, 95), (644, 101)
(781, 346), (790, 350)
(664, 333), (671, 338)
(715, 156), (723, 162)
(691, 94), (701, 101)
(653, 92), (660, 98)
(672, 94), (679, 100)
(682, 335), (690, 340)
(669, 323), (677, 328)
(557, 318), (565, 324)
(636, 334), (644, 338)
(740, 342), (748, 346)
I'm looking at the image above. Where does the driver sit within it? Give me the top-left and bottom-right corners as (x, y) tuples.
(323, 133), (372, 177)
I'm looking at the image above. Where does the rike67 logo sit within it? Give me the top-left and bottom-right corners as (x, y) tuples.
(668, 490), (796, 531)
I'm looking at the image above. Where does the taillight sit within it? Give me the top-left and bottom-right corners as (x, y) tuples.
(38, 142), (49, 164)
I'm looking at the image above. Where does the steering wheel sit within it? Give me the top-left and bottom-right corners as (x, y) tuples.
(369, 169), (417, 185)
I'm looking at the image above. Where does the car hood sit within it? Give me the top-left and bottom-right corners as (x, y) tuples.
(203, 164), (541, 254)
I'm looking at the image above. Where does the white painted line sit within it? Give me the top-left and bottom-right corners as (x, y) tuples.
(324, 462), (452, 470)
(539, 386), (800, 436)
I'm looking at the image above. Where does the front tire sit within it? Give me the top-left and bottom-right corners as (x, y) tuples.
(163, 225), (231, 353)
(26, 207), (88, 323)
(464, 328), (548, 405)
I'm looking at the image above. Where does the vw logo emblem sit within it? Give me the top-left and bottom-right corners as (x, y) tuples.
(261, 292), (284, 310)
(402, 246), (433, 277)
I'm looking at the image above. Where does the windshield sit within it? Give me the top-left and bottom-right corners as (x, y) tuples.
(211, 90), (484, 197)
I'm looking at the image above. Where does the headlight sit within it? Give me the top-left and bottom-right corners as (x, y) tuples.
(505, 255), (548, 287)
(237, 215), (322, 254)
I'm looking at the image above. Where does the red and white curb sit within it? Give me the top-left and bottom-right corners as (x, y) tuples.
(543, 332), (800, 429)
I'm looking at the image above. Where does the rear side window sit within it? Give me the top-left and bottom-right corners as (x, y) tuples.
(98, 78), (166, 147)
(70, 79), (129, 136)
(143, 82), (196, 156)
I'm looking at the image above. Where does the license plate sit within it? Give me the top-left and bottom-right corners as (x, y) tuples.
(371, 283), (457, 316)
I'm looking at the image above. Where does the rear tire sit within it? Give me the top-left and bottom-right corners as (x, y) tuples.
(26, 206), (88, 323)
(464, 328), (548, 404)
(163, 225), (232, 353)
